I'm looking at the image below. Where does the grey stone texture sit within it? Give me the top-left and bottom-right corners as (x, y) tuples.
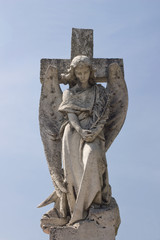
(49, 198), (120, 240)
(71, 28), (93, 59)
(40, 58), (124, 84)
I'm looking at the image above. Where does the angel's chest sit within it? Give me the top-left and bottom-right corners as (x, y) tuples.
(72, 90), (95, 109)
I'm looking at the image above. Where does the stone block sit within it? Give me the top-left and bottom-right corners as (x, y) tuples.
(50, 198), (120, 240)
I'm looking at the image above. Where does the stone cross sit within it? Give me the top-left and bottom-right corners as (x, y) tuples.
(40, 28), (124, 84)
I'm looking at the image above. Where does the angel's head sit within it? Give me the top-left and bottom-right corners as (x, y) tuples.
(61, 55), (96, 87)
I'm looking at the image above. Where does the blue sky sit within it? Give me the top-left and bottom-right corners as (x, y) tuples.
(0, 0), (160, 240)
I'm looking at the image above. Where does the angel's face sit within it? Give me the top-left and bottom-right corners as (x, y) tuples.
(75, 65), (90, 84)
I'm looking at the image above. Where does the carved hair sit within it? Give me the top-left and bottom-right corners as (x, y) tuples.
(61, 55), (96, 87)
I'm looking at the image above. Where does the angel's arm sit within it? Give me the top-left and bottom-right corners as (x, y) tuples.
(68, 113), (82, 134)
(61, 90), (93, 141)
(61, 90), (84, 134)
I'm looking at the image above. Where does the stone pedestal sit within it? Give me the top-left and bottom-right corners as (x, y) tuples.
(50, 198), (120, 240)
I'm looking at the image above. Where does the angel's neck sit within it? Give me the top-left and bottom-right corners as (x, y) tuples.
(78, 82), (90, 89)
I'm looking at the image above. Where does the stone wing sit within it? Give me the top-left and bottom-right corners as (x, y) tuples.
(39, 66), (65, 196)
(104, 63), (128, 151)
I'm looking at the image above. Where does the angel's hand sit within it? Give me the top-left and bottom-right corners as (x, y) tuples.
(80, 129), (97, 142)
(60, 73), (67, 84)
(80, 129), (91, 139)
(60, 68), (74, 85)
(61, 73), (65, 81)
(60, 73), (69, 85)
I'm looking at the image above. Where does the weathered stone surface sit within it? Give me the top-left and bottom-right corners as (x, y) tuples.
(40, 58), (124, 84)
(71, 28), (93, 59)
(49, 198), (120, 240)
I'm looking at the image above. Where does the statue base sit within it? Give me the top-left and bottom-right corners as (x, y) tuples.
(49, 198), (120, 240)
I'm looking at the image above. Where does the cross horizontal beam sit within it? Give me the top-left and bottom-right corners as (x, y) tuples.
(40, 58), (123, 84)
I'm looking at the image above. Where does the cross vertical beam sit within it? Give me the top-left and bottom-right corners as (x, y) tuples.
(71, 28), (93, 59)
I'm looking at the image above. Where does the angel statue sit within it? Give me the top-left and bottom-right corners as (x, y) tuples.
(38, 55), (128, 233)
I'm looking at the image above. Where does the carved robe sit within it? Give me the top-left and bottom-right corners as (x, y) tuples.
(59, 83), (111, 224)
